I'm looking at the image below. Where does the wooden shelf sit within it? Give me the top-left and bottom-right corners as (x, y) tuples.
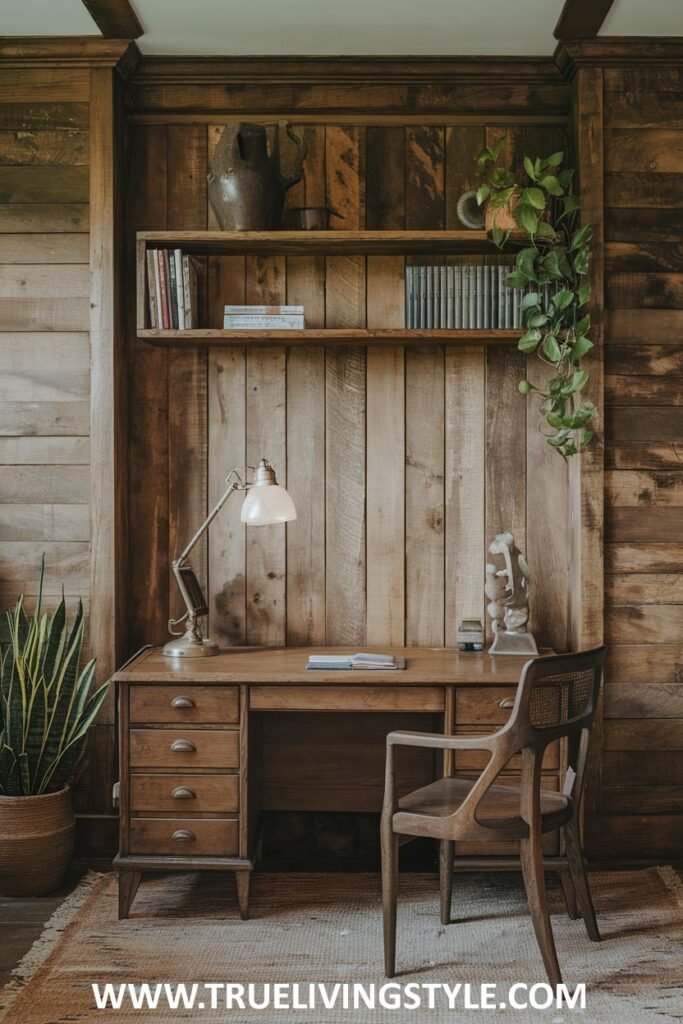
(138, 229), (494, 256)
(139, 328), (520, 348)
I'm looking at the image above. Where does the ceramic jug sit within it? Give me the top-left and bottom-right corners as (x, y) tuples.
(207, 122), (307, 231)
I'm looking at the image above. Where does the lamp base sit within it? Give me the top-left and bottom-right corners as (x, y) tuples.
(163, 619), (220, 658)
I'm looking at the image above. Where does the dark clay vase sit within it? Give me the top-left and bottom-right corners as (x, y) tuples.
(208, 122), (307, 231)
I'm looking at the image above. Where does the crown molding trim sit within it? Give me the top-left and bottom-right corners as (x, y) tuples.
(555, 36), (683, 78)
(0, 37), (141, 77)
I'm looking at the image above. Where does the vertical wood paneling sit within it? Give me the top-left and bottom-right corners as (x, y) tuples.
(126, 124), (169, 650)
(445, 348), (485, 645)
(405, 126), (445, 645)
(246, 257), (287, 645)
(286, 124), (327, 644)
(166, 125), (208, 626)
(325, 126), (366, 644)
(286, 254), (326, 645)
(207, 254), (246, 646)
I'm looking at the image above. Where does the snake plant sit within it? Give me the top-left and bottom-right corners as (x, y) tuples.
(0, 565), (109, 796)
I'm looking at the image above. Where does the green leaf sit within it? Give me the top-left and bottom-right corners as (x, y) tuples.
(476, 184), (490, 206)
(490, 226), (505, 249)
(571, 225), (593, 250)
(543, 335), (562, 361)
(521, 292), (540, 309)
(581, 429), (594, 446)
(535, 221), (556, 241)
(516, 247), (538, 280)
(546, 151), (564, 168)
(571, 336), (594, 361)
(506, 270), (528, 289)
(540, 174), (563, 196)
(558, 168), (574, 188)
(546, 412), (566, 429)
(542, 250), (562, 279)
(523, 155), (536, 180)
(518, 379), (533, 394)
(527, 311), (548, 328)
(513, 204), (539, 235)
(577, 283), (591, 307)
(521, 187), (546, 210)
(574, 248), (590, 275)
(553, 288), (574, 312)
(547, 430), (571, 447)
(570, 369), (589, 393)
(560, 443), (578, 458)
(576, 314), (591, 336)
(518, 329), (541, 353)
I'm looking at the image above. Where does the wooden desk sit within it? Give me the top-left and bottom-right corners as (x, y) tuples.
(113, 646), (557, 919)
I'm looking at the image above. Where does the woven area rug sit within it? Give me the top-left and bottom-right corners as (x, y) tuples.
(1, 868), (681, 1024)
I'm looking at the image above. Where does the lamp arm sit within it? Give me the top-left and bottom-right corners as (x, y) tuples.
(174, 469), (246, 568)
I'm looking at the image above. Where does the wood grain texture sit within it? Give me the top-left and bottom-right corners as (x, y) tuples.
(605, 470), (683, 506)
(80, 0), (143, 38)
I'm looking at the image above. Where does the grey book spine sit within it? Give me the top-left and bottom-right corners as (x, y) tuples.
(497, 267), (504, 328)
(468, 266), (476, 330)
(446, 266), (454, 328)
(482, 265), (489, 329)
(454, 266), (462, 328)
(440, 265), (447, 329)
(513, 284), (520, 329)
(405, 267), (411, 328)
(426, 267), (433, 329)
(461, 265), (470, 329)
(476, 265), (484, 329)
(419, 266), (426, 329)
(505, 268), (513, 329)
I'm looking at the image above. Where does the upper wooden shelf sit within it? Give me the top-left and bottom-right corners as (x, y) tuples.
(138, 229), (493, 256)
(140, 328), (520, 348)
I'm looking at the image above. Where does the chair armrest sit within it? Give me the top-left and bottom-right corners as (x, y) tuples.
(386, 729), (500, 752)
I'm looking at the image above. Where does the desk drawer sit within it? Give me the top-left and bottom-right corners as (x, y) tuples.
(130, 817), (238, 856)
(130, 773), (239, 814)
(457, 687), (517, 725)
(250, 685), (444, 712)
(130, 685), (238, 725)
(130, 729), (239, 769)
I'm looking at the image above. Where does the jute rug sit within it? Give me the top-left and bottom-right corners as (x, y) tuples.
(1, 868), (681, 1024)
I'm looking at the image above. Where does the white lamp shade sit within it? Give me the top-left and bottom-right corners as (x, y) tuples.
(240, 483), (297, 525)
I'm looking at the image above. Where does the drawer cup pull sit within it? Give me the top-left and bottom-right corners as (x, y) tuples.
(172, 829), (195, 843)
(171, 739), (196, 753)
(498, 698), (514, 709)
(171, 696), (195, 709)
(171, 786), (196, 800)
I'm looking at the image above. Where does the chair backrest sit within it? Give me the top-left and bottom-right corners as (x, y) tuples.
(454, 647), (606, 833)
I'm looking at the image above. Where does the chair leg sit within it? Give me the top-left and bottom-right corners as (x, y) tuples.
(439, 840), (454, 925)
(559, 868), (580, 920)
(381, 825), (399, 978)
(520, 834), (562, 987)
(564, 817), (600, 942)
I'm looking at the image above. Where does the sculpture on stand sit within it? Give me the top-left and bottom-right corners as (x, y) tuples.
(485, 532), (538, 656)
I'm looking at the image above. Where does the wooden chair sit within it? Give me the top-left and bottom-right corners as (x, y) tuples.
(381, 647), (606, 985)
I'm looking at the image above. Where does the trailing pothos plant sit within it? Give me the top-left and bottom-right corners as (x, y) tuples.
(0, 560), (109, 796)
(475, 137), (596, 459)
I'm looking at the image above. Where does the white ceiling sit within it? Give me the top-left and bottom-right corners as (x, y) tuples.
(0, 0), (681, 54)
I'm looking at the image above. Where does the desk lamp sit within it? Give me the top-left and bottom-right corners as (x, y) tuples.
(163, 459), (296, 658)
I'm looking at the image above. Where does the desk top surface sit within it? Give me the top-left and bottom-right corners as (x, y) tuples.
(114, 646), (550, 686)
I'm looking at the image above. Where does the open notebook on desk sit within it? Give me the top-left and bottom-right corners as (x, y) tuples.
(306, 653), (406, 671)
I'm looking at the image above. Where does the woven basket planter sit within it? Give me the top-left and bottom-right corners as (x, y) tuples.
(0, 787), (75, 897)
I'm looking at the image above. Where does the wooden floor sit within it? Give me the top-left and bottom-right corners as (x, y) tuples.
(0, 862), (91, 988)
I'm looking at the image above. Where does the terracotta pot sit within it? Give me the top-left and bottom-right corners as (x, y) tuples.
(0, 787), (74, 896)
(485, 190), (521, 233)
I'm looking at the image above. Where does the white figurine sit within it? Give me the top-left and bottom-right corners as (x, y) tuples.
(485, 532), (538, 656)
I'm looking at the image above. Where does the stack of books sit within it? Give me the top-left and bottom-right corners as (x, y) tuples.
(223, 305), (305, 329)
(146, 248), (198, 330)
(404, 264), (552, 330)
(305, 653), (404, 671)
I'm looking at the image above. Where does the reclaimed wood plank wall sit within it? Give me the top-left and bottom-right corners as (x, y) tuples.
(125, 119), (572, 660)
(599, 64), (683, 859)
(0, 68), (91, 614)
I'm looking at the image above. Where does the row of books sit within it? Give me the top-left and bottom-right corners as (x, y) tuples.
(146, 249), (198, 330)
(223, 305), (305, 329)
(405, 264), (549, 330)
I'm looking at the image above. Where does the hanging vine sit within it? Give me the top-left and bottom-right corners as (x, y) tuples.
(476, 138), (595, 459)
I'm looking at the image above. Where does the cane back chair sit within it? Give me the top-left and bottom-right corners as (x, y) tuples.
(381, 647), (606, 985)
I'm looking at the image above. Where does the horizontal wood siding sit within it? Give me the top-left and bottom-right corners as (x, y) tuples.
(600, 67), (683, 860)
(0, 70), (90, 614)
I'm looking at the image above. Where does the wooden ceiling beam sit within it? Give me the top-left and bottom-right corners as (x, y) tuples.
(554, 0), (616, 39)
(81, 0), (143, 39)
